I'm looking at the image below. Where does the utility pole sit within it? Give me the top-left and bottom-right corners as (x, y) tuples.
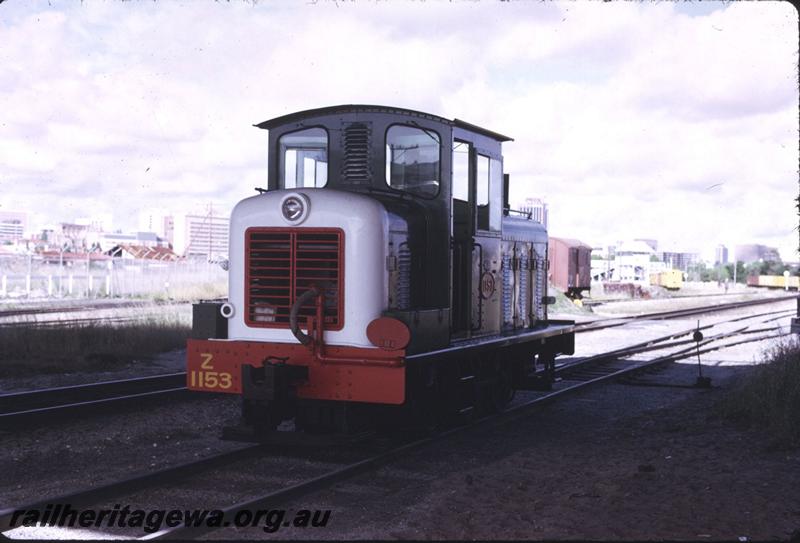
(208, 201), (213, 261)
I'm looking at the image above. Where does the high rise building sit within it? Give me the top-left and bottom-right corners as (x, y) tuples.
(75, 213), (113, 233)
(172, 205), (230, 260)
(0, 211), (27, 241)
(715, 244), (729, 265)
(660, 251), (699, 271)
(138, 208), (172, 239)
(734, 244), (781, 263)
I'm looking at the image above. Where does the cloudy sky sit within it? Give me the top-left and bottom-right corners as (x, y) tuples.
(1, 0), (797, 261)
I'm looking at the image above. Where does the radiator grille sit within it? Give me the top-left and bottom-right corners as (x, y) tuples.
(245, 228), (344, 330)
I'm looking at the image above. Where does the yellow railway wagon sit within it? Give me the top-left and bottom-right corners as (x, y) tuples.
(757, 275), (799, 289)
(747, 275), (800, 289)
(649, 269), (683, 290)
(760, 275), (784, 288)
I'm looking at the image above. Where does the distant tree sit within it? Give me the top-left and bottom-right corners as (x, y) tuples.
(715, 265), (731, 281)
(763, 260), (787, 275)
(649, 255), (661, 262)
(724, 261), (747, 283)
(688, 261), (712, 282)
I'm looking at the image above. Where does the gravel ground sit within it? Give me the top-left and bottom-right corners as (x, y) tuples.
(2, 297), (798, 540)
(0, 394), (242, 509)
(589, 290), (791, 318)
(210, 359), (800, 541)
(0, 349), (188, 394)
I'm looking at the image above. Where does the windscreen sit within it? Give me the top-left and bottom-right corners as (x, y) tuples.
(279, 127), (328, 189)
(385, 125), (440, 198)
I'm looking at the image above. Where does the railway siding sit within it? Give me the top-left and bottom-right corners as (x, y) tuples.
(1, 299), (796, 539)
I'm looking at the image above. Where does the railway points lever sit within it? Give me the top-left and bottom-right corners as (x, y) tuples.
(693, 320), (712, 389)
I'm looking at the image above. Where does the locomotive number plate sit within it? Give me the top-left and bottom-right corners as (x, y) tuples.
(189, 353), (233, 391)
(480, 271), (496, 299)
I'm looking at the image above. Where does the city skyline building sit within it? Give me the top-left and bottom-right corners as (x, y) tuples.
(734, 243), (781, 263)
(75, 213), (114, 233)
(138, 208), (172, 239)
(660, 251), (699, 271)
(0, 210), (27, 241)
(172, 205), (230, 260)
(518, 197), (549, 229)
(715, 244), (729, 265)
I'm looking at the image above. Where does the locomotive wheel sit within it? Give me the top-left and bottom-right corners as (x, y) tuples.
(490, 367), (513, 412)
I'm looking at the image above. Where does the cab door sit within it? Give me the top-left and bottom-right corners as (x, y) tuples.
(451, 138), (474, 337)
(451, 131), (504, 338)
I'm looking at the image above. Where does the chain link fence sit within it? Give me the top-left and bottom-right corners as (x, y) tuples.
(0, 255), (227, 301)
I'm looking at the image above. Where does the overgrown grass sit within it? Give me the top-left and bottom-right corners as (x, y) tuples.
(125, 280), (227, 303)
(0, 314), (191, 377)
(717, 337), (800, 448)
(152, 281), (227, 303)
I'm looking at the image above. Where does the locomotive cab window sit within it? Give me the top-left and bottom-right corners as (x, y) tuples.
(279, 127), (328, 189)
(476, 154), (502, 232)
(452, 141), (470, 202)
(488, 157), (502, 231)
(386, 125), (441, 198)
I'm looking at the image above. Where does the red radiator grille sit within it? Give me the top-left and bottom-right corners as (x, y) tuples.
(245, 228), (344, 330)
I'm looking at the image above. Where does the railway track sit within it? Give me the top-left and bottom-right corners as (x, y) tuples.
(0, 301), (795, 539)
(582, 291), (762, 306)
(0, 313), (185, 329)
(0, 301), (192, 329)
(573, 293), (797, 333)
(0, 300), (186, 319)
(1, 295), (795, 429)
(0, 373), (190, 428)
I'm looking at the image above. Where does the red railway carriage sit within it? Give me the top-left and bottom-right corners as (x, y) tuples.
(187, 105), (575, 437)
(548, 237), (592, 299)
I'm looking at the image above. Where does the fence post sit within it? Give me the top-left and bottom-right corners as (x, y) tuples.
(88, 274), (94, 298)
(107, 260), (114, 298)
(27, 253), (32, 298)
(68, 274), (74, 295)
(48, 275), (53, 296)
(1, 275), (6, 297)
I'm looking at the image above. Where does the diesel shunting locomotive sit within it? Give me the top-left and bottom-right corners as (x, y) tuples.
(187, 105), (575, 437)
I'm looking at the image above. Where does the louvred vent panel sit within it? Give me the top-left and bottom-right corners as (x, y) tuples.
(341, 122), (371, 184)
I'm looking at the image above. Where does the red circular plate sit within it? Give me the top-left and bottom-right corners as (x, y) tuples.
(366, 317), (411, 351)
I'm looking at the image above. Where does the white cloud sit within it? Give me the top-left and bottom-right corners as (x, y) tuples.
(0, 0), (797, 260)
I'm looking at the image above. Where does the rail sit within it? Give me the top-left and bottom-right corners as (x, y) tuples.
(0, 302), (795, 539)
